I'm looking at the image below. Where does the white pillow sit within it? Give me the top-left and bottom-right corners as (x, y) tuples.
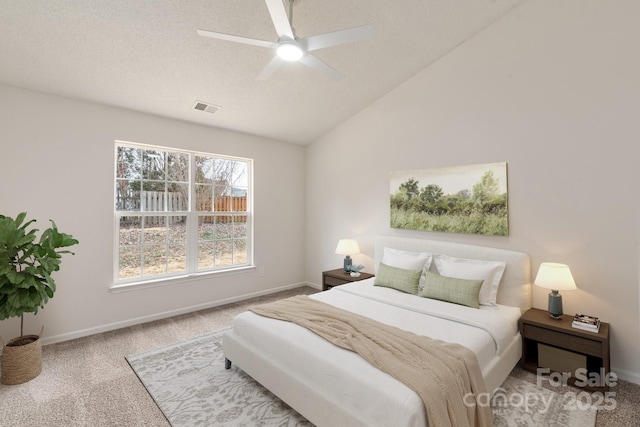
(433, 254), (506, 306)
(382, 248), (432, 286)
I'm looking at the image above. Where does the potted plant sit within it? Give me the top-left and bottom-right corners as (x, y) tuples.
(0, 212), (78, 385)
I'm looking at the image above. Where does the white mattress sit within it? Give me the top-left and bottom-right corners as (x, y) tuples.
(227, 279), (522, 426)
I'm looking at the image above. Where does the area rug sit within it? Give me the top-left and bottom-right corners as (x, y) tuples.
(126, 329), (597, 427)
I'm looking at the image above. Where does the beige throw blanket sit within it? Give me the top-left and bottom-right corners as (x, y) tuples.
(250, 295), (493, 427)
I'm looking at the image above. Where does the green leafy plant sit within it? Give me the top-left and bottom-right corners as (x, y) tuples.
(0, 212), (78, 343)
(349, 264), (365, 273)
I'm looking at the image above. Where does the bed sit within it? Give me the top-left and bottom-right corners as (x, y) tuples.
(223, 235), (531, 426)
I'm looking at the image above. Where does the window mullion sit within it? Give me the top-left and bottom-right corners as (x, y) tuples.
(164, 152), (168, 212)
(187, 153), (198, 274)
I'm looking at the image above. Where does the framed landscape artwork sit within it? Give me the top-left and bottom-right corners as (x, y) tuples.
(390, 162), (508, 236)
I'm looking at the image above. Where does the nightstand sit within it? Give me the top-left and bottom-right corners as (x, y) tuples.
(519, 308), (611, 392)
(322, 268), (374, 291)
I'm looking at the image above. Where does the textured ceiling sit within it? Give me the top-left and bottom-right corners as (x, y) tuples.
(0, 0), (525, 144)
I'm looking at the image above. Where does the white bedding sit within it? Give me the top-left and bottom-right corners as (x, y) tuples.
(227, 279), (522, 427)
(330, 279), (522, 359)
(224, 236), (531, 427)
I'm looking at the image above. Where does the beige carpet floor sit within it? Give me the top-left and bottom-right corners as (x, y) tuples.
(0, 285), (638, 426)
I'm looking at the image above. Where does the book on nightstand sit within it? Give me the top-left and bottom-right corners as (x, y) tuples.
(572, 313), (600, 332)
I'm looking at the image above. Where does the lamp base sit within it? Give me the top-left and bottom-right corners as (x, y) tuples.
(343, 255), (352, 272)
(548, 290), (563, 319)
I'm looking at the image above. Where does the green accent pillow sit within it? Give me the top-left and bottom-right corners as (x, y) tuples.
(374, 263), (422, 295)
(419, 271), (483, 309)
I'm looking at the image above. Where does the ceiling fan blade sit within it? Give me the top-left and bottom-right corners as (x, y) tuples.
(301, 24), (375, 52)
(299, 54), (343, 81)
(256, 56), (285, 80)
(264, 0), (295, 40)
(197, 29), (276, 49)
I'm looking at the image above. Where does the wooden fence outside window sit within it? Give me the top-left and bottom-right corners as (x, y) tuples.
(118, 191), (247, 225)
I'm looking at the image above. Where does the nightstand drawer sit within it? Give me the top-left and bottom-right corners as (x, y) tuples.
(523, 324), (603, 357)
(324, 276), (349, 287)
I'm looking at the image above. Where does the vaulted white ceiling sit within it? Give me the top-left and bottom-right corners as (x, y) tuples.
(0, 0), (525, 144)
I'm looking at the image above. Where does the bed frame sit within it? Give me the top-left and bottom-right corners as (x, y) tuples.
(223, 236), (531, 426)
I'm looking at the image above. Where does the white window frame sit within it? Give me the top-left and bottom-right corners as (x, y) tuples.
(113, 141), (253, 288)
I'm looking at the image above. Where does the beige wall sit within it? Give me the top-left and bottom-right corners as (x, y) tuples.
(0, 84), (306, 344)
(306, 0), (640, 383)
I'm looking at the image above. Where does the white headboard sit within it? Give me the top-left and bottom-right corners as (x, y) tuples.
(375, 235), (532, 313)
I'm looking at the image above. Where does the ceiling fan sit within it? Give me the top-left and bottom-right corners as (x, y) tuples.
(197, 0), (374, 81)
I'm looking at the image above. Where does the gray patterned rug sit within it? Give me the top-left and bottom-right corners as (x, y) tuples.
(126, 329), (597, 427)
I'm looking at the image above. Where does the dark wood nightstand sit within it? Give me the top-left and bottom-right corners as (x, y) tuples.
(519, 308), (611, 392)
(322, 268), (374, 291)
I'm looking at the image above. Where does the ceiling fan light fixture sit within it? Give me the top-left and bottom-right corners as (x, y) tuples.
(277, 42), (303, 61)
(197, 0), (374, 79)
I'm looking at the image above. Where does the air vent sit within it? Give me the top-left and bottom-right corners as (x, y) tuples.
(194, 101), (220, 114)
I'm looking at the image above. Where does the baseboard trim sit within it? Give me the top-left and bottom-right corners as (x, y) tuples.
(612, 365), (640, 386)
(39, 281), (317, 348)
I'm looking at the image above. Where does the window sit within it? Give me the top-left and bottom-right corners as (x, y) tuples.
(114, 142), (252, 284)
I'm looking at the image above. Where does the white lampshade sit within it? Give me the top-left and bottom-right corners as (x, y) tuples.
(534, 263), (577, 291)
(335, 239), (360, 256)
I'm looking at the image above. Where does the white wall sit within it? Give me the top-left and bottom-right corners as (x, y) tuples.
(306, 0), (640, 384)
(0, 84), (306, 344)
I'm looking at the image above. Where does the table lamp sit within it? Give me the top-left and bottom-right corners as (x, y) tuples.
(335, 239), (360, 272)
(534, 262), (577, 319)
